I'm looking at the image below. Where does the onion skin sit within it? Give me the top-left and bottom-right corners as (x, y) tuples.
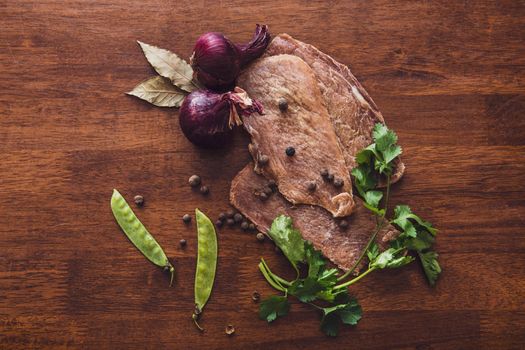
(237, 24), (271, 67)
(179, 88), (263, 148)
(191, 25), (271, 91)
(191, 32), (241, 92)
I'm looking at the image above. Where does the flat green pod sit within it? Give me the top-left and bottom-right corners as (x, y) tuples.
(111, 189), (174, 285)
(192, 208), (218, 331)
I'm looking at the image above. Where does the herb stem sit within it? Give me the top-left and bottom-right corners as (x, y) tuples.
(334, 267), (377, 290)
(261, 258), (292, 287)
(259, 260), (285, 292)
(337, 175), (391, 282)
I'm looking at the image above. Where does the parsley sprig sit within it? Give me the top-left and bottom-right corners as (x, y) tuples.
(257, 124), (441, 336)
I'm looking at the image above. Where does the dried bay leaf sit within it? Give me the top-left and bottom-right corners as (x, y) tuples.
(137, 41), (199, 93)
(127, 76), (187, 107)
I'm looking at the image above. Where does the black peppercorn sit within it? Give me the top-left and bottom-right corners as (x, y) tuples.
(218, 212), (226, 221)
(226, 210), (234, 218)
(320, 169), (329, 178)
(285, 146), (295, 156)
(259, 154), (269, 165)
(256, 232), (265, 242)
(179, 239), (187, 247)
(241, 221), (249, 231)
(133, 195), (144, 206)
(260, 192), (268, 201)
(226, 218), (235, 226)
(248, 223), (256, 231)
(252, 291), (261, 302)
(215, 220), (223, 228)
(188, 175), (201, 187)
(233, 213), (243, 223)
(333, 178), (344, 188)
(278, 97), (288, 111)
(200, 185), (209, 195)
(339, 220), (349, 229)
(182, 214), (191, 223)
(263, 186), (273, 196)
(307, 181), (317, 191)
(326, 173), (334, 182)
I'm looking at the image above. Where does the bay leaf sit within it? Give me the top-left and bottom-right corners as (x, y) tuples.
(137, 41), (199, 93)
(127, 76), (187, 107)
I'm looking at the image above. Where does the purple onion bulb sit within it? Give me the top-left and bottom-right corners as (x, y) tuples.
(179, 87), (263, 148)
(191, 24), (271, 91)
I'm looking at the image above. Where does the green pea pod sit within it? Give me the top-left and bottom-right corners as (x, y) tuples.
(111, 189), (175, 285)
(192, 208), (218, 331)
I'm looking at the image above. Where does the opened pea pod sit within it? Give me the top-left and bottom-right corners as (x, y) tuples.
(111, 189), (175, 285)
(192, 208), (218, 331)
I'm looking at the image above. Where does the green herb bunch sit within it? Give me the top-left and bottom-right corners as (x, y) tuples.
(258, 124), (441, 336)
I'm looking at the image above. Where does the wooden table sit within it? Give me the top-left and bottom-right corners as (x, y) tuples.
(1, 1), (524, 349)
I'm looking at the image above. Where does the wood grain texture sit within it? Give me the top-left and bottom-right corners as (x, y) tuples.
(1, 0), (524, 349)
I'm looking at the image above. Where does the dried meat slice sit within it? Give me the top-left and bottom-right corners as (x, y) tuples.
(265, 34), (405, 183)
(237, 54), (355, 217)
(230, 165), (398, 271)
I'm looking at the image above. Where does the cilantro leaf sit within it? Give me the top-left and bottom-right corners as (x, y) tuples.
(288, 277), (325, 303)
(259, 295), (290, 323)
(366, 242), (380, 261)
(392, 205), (418, 237)
(406, 230), (435, 251)
(393, 205), (437, 237)
(282, 242), (338, 303)
(373, 123), (397, 151)
(419, 251), (441, 286)
(363, 190), (383, 209)
(320, 294), (362, 337)
(370, 248), (414, 269)
(268, 215), (306, 270)
(305, 242), (325, 278)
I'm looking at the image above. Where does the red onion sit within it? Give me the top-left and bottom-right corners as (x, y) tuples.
(190, 24), (271, 91)
(179, 87), (263, 148)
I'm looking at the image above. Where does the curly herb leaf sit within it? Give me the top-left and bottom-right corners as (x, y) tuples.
(259, 295), (290, 323)
(268, 215), (306, 271)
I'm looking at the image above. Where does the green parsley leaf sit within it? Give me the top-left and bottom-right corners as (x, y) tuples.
(367, 242), (380, 261)
(288, 277), (325, 303)
(392, 205), (418, 237)
(305, 242), (325, 278)
(419, 251), (441, 286)
(268, 215), (306, 270)
(406, 230), (435, 251)
(259, 295), (290, 322)
(370, 248), (414, 269)
(364, 190), (383, 209)
(393, 205), (437, 237)
(373, 123), (397, 151)
(351, 164), (377, 193)
(320, 294), (362, 337)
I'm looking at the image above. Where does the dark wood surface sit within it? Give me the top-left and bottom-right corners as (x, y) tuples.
(1, 1), (525, 349)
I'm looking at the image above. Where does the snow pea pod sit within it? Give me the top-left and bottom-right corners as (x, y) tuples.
(192, 208), (218, 331)
(111, 189), (174, 285)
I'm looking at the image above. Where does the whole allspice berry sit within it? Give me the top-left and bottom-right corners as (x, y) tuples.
(188, 175), (201, 187)
(200, 185), (209, 195)
(134, 195), (144, 206)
